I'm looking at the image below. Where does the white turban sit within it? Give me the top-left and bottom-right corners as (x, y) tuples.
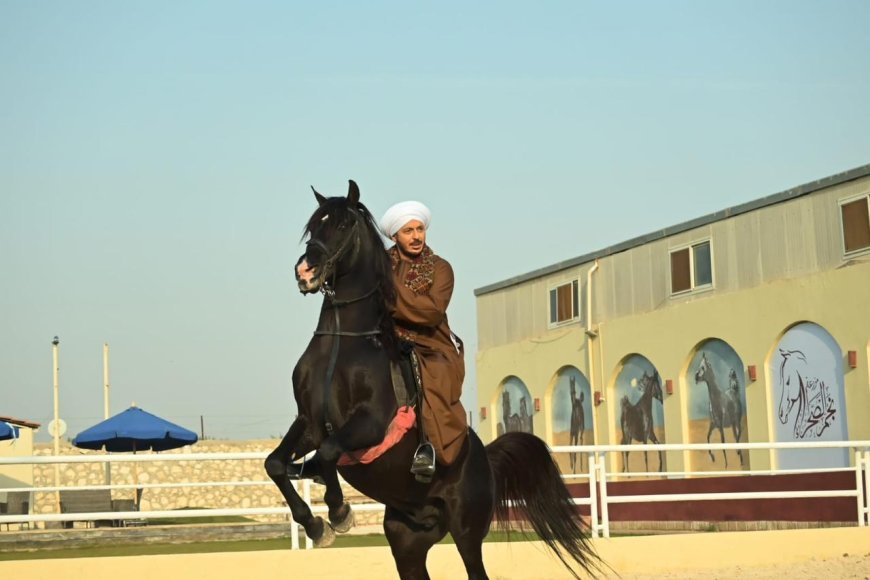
(379, 201), (432, 238)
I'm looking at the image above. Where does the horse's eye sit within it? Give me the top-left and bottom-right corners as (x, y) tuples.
(320, 214), (329, 222)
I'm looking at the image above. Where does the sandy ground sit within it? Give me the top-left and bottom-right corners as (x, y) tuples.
(2, 527), (869, 579)
(615, 553), (870, 580)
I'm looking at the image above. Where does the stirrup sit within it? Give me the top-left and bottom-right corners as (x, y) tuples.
(410, 443), (436, 483)
(286, 461), (325, 486)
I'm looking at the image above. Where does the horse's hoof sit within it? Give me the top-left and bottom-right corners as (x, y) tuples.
(313, 517), (336, 548)
(329, 503), (355, 534)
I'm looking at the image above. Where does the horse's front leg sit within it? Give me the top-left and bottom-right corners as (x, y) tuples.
(706, 421), (717, 462)
(264, 416), (330, 545)
(316, 408), (389, 534)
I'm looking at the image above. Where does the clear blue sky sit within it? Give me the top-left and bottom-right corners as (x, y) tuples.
(2, 1), (869, 442)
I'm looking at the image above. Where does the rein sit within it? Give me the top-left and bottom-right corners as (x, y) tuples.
(308, 216), (382, 435)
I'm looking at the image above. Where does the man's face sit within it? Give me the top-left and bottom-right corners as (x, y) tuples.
(392, 219), (426, 259)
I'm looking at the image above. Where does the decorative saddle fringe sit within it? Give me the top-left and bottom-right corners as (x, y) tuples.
(337, 405), (417, 466)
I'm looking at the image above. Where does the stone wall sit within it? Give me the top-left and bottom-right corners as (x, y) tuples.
(32, 440), (383, 528)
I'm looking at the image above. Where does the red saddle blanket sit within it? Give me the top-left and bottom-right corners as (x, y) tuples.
(337, 405), (416, 466)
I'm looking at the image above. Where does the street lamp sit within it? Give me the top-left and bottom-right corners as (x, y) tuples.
(51, 336), (61, 513)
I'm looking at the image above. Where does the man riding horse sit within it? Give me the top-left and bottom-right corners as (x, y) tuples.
(269, 182), (600, 578)
(379, 201), (468, 479)
(288, 199), (467, 481)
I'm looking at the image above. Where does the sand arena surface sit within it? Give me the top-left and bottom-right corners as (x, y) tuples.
(1, 527), (868, 579)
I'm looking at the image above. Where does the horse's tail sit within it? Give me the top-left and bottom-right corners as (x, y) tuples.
(485, 432), (603, 579)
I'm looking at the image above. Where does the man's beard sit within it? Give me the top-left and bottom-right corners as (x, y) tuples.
(397, 243), (424, 260)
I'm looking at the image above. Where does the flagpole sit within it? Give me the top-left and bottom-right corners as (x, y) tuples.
(103, 343), (111, 485)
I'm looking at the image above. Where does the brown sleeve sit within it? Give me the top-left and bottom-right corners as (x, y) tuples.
(393, 259), (454, 328)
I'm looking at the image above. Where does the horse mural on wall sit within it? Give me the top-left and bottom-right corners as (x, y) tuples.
(777, 348), (837, 439)
(499, 378), (533, 435)
(619, 371), (664, 472)
(568, 376), (586, 472)
(772, 322), (849, 470)
(694, 352), (744, 466)
(550, 367), (593, 475)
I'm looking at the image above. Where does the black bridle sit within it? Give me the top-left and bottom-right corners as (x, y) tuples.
(306, 212), (382, 435)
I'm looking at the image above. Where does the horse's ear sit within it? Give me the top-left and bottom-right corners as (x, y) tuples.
(347, 180), (360, 205)
(311, 186), (327, 206)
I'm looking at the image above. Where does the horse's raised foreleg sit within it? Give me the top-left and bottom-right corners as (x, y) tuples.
(316, 407), (390, 534)
(264, 416), (329, 544)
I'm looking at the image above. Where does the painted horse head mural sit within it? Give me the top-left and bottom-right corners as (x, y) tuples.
(777, 348), (837, 439)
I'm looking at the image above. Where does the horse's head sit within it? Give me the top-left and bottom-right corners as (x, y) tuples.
(694, 353), (710, 385)
(641, 372), (664, 403)
(296, 181), (362, 294)
(651, 374), (663, 403)
(728, 368), (739, 392)
(777, 349), (807, 424)
(296, 181), (393, 304)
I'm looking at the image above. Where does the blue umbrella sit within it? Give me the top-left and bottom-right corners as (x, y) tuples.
(0, 421), (19, 441)
(72, 406), (198, 452)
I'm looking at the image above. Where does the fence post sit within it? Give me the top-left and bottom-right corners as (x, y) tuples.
(290, 480), (300, 550)
(861, 450), (870, 526)
(303, 479), (314, 550)
(597, 454), (610, 539)
(587, 453), (599, 539)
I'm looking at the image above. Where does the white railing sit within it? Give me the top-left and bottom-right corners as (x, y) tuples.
(1, 441), (868, 542)
(551, 440), (870, 538)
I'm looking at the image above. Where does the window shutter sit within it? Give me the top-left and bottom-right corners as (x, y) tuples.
(670, 248), (691, 293)
(557, 283), (573, 321)
(549, 289), (557, 323)
(842, 197), (870, 253)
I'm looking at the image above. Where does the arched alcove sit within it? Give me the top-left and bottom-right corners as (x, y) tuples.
(768, 321), (849, 469)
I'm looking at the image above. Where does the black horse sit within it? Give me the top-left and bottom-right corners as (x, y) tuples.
(619, 371), (664, 473)
(264, 181), (601, 580)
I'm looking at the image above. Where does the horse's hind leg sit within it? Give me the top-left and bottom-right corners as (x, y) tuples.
(384, 506), (445, 580)
(718, 426), (729, 468)
(733, 423), (744, 466)
(264, 417), (330, 544)
(448, 473), (493, 579)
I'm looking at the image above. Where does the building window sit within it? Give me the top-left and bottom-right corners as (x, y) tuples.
(549, 280), (579, 325)
(840, 194), (870, 254)
(670, 240), (712, 294)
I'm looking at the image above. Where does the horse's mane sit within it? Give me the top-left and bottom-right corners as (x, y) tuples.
(302, 197), (398, 355)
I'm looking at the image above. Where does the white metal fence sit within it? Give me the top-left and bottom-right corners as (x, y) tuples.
(2, 440), (868, 542)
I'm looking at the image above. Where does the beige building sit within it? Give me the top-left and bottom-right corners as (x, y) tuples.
(475, 164), (870, 475)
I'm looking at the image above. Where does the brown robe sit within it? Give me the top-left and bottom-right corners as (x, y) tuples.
(390, 246), (468, 465)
